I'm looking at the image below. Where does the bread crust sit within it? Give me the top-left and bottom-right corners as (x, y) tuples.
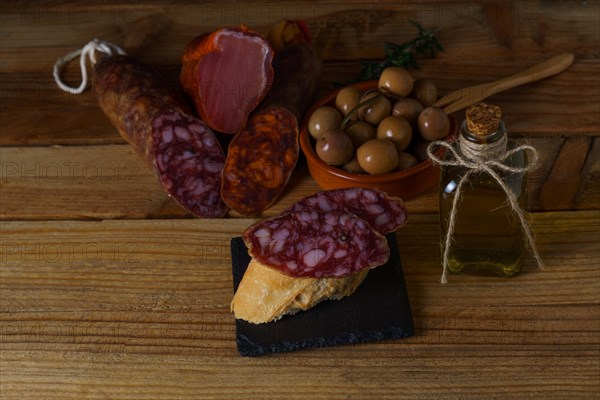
(231, 259), (369, 324)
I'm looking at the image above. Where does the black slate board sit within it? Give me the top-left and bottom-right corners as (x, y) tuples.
(231, 234), (414, 357)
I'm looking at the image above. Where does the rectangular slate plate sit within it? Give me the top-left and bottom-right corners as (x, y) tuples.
(230, 234), (414, 357)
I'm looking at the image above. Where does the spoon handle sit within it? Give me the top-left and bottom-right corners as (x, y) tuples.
(436, 53), (574, 115)
(487, 53), (574, 94)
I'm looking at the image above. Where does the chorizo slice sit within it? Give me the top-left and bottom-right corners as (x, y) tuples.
(180, 26), (274, 134)
(285, 188), (408, 234)
(221, 107), (298, 216)
(93, 55), (227, 218)
(243, 210), (390, 278)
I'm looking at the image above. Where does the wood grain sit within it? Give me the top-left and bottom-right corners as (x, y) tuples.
(576, 137), (600, 209)
(1, 1), (599, 398)
(1, 0), (598, 73)
(1, 212), (598, 399)
(539, 136), (593, 210)
(1, 0), (599, 147)
(1, 58), (597, 147)
(1, 137), (588, 221)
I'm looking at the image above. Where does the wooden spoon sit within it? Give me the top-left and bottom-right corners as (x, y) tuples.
(434, 53), (574, 115)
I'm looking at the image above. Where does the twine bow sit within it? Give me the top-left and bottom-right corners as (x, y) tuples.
(427, 137), (544, 284)
(53, 39), (125, 94)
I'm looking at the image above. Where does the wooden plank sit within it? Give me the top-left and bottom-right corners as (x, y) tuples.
(0, 212), (597, 311)
(0, 350), (597, 399)
(539, 136), (593, 210)
(0, 144), (438, 220)
(0, 212), (598, 398)
(2, 59), (597, 147)
(2, 138), (581, 220)
(1, 0), (598, 146)
(0, 145), (174, 220)
(0, 0), (598, 73)
(575, 137), (600, 209)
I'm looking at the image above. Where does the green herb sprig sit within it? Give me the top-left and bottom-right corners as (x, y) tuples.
(348, 21), (443, 84)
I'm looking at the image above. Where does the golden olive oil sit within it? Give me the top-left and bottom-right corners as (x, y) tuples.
(440, 162), (526, 276)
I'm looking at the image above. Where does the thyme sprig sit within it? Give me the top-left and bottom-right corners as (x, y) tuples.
(349, 21), (443, 84)
(339, 88), (382, 130)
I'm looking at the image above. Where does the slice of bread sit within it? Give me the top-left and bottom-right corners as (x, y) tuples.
(231, 258), (369, 324)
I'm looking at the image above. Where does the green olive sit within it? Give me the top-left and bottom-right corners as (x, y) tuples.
(412, 78), (437, 107)
(357, 139), (399, 175)
(378, 67), (414, 97)
(342, 156), (366, 174)
(417, 106), (450, 141)
(308, 106), (342, 140)
(392, 98), (423, 129)
(345, 121), (376, 148)
(335, 86), (361, 119)
(315, 129), (354, 166)
(359, 91), (392, 126)
(376, 116), (413, 153)
(396, 152), (418, 170)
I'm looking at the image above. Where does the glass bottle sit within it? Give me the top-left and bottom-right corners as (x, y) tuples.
(439, 103), (527, 277)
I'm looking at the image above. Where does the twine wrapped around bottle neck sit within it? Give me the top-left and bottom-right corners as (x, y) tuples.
(427, 133), (544, 284)
(460, 131), (508, 161)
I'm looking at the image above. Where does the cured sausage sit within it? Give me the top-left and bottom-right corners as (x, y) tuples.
(221, 108), (298, 216)
(93, 55), (228, 218)
(180, 26), (274, 134)
(243, 210), (390, 278)
(221, 39), (322, 216)
(257, 41), (322, 121)
(285, 188), (408, 234)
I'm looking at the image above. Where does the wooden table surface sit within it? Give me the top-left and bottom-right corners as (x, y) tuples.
(1, 1), (599, 399)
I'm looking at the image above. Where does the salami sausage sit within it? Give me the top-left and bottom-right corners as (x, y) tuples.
(285, 188), (408, 234)
(222, 108), (298, 216)
(243, 210), (390, 278)
(221, 38), (322, 215)
(93, 55), (228, 218)
(180, 26), (274, 134)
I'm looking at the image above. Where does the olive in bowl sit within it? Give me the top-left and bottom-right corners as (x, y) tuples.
(308, 106), (342, 140)
(316, 129), (354, 166)
(418, 106), (450, 141)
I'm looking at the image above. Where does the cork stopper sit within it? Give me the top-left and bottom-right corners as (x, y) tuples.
(466, 102), (502, 136)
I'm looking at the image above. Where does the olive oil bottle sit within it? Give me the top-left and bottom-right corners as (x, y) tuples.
(439, 103), (527, 277)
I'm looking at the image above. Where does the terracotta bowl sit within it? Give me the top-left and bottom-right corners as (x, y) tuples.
(299, 81), (457, 199)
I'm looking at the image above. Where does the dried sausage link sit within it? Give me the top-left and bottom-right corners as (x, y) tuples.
(93, 55), (227, 218)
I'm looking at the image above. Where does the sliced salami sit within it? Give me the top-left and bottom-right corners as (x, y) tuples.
(285, 188), (407, 234)
(243, 210), (390, 278)
(152, 109), (227, 218)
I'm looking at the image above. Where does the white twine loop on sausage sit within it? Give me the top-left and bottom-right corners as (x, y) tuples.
(53, 39), (125, 94)
(427, 136), (544, 284)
